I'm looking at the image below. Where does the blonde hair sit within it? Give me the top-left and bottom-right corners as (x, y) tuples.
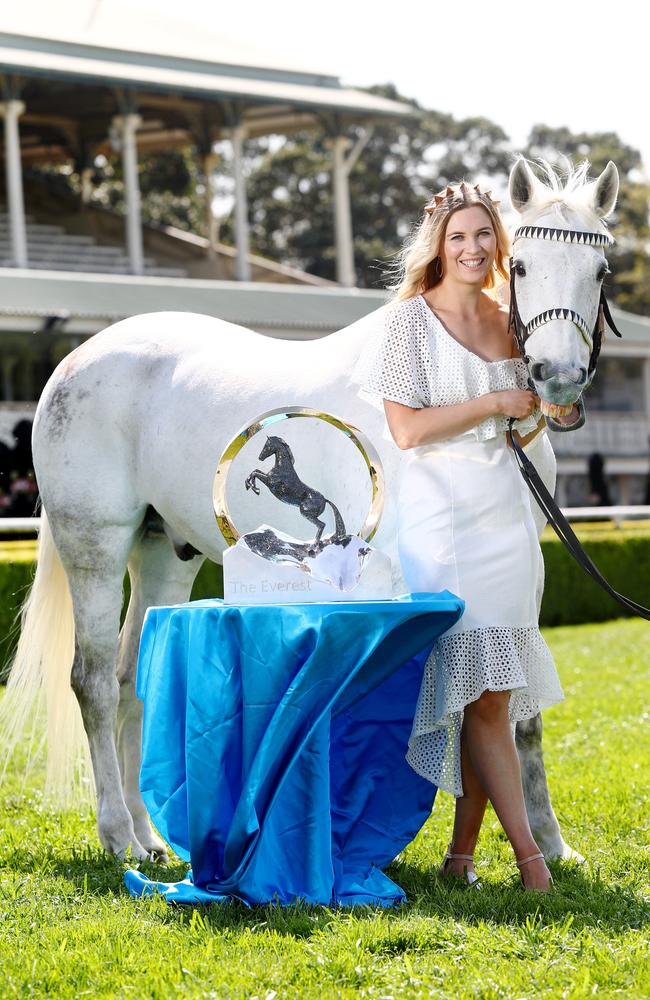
(392, 183), (510, 301)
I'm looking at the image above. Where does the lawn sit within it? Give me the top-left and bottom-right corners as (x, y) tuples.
(0, 618), (648, 999)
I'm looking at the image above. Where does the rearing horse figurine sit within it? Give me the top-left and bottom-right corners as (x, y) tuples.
(245, 435), (347, 544)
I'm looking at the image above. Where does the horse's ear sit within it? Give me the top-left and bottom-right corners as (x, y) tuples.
(509, 158), (544, 215)
(588, 161), (619, 219)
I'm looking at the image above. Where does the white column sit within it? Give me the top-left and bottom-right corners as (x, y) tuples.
(0, 100), (28, 268)
(112, 113), (144, 275)
(203, 151), (219, 259)
(330, 130), (372, 288)
(230, 124), (251, 282)
(643, 357), (650, 427)
(1, 355), (18, 402)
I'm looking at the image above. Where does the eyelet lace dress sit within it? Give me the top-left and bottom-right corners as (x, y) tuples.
(362, 295), (564, 797)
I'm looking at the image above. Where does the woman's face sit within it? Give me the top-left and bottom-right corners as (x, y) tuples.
(439, 205), (497, 286)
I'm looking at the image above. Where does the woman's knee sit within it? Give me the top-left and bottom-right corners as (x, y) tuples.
(466, 689), (510, 724)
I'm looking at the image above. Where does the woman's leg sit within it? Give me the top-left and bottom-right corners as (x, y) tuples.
(445, 725), (488, 878)
(463, 690), (552, 890)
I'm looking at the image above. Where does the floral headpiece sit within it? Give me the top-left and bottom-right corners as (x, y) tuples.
(424, 182), (500, 216)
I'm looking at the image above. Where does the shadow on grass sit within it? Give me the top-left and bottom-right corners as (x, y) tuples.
(384, 857), (650, 933)
(3, 841), (648, 939)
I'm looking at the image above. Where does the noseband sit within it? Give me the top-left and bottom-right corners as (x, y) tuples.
(508, 224), (623, 387)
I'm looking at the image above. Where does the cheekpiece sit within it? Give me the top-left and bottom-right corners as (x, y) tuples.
(424, 182), (500, 216)
(513, 225), (614, 248)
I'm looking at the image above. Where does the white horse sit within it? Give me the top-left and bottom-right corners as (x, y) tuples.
(1, 158), (618, 863)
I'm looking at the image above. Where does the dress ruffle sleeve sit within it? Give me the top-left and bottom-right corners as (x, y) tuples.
(359, 303), (432, 409)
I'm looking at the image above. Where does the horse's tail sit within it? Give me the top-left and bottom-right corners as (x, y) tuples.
(0, 510), (92, 803)
(325, 500), (347, 540)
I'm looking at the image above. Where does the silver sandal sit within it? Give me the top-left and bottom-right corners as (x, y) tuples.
(439, 847), (482, 889)
(516, 852), (554, 892)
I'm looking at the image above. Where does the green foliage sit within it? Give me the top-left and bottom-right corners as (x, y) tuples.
(0, 619), (648, 997)
(0, 544), (223, 678)
(92, 147), (207, 234)
(0, 542), (34, 680)
(222, 84), (513, 287)
(539, 526), (650, 625)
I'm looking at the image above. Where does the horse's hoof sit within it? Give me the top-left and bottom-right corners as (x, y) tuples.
(558, 845), (585, 864)
(147, 848), (170, 864)
(544, 841), (585, 864)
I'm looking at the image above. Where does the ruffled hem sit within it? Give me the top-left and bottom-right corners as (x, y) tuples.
(406, 626), (564, 797)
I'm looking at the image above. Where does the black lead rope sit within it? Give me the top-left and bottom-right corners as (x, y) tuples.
(507, 421), (650, 621)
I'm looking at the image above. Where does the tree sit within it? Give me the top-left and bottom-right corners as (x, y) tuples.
(220, 84), (513, 287)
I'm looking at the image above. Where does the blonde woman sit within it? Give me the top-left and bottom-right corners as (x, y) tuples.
(362, 183), (563, 892)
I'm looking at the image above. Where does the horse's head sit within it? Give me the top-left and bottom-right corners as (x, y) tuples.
(508, 158), (619, 430)
(259, 435), (294, 463)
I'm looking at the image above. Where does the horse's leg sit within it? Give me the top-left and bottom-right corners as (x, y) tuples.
(116, 530), (203, 859)
(517, 714), (584, 862)
(245, 471), (271, 495)
(63, 522), (149, 858)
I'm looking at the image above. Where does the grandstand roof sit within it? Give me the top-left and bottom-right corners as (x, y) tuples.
(0, 10), (415, 146)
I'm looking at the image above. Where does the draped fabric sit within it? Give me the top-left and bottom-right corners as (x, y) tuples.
(124, 594), (463, 906)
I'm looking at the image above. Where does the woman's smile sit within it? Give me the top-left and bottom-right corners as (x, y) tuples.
(459, 257), (487, 270)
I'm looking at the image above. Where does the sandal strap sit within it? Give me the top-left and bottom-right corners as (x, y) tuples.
(445, 851), (474, 862)
(516, 852), (545, 868)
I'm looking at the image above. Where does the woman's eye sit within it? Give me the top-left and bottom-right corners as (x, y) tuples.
(514, 261), (527, 277)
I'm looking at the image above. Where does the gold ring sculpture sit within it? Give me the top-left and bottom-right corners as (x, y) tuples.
(213, 406), (385, 547)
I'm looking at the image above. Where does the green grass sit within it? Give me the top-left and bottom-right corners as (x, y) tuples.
(1, 619), (649, 998)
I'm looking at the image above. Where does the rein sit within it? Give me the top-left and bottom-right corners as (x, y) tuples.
(507, 423), (650, 621)
(507, 223), (650, 621)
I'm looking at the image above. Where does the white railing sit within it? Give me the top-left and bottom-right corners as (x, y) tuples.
(552, 415), (649, 456)
(2, 508), (650, 536)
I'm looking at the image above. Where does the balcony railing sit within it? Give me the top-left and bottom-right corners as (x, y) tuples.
(552, 414), (649, 457)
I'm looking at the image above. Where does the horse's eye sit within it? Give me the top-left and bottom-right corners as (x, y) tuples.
(514, 261), (527, 277)
(597, 263), (610, 282)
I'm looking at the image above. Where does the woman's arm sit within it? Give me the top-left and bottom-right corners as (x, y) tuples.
(384, 389), (537, 450)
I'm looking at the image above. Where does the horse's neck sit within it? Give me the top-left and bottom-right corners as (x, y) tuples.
(274, 448), (294, 470)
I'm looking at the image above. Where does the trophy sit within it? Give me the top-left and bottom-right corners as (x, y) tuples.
(213, 407), (391, 604)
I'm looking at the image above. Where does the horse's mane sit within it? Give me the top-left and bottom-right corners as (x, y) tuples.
(519, 158), (610, 234)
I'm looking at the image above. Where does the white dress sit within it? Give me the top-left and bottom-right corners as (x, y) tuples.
(362, 295), (564, 797)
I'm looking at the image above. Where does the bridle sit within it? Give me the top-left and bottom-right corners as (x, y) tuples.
(507, 224), (623, 391)
(505, 223), (650, 621)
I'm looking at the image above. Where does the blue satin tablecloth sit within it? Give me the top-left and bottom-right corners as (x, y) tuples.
(125, 593), (463, 907)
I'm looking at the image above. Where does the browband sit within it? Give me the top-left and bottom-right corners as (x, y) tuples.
(513, 225), (614, 248)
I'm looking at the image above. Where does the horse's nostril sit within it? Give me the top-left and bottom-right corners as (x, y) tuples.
(576, 366), (588, 386)
(530, 362), (548, 382)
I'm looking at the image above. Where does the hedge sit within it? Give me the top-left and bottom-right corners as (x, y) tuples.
(1, 528), (648, 673)
(0, 542), (223, 679)
(539, 527), (650, 626)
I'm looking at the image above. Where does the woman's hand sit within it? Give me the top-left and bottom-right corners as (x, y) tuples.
(491, 389), (537, 420)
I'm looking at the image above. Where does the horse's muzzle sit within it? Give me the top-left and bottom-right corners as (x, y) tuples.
(532, 368), (587, 407)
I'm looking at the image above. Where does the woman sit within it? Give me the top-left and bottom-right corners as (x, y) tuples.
(362, 182), (564, 892)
